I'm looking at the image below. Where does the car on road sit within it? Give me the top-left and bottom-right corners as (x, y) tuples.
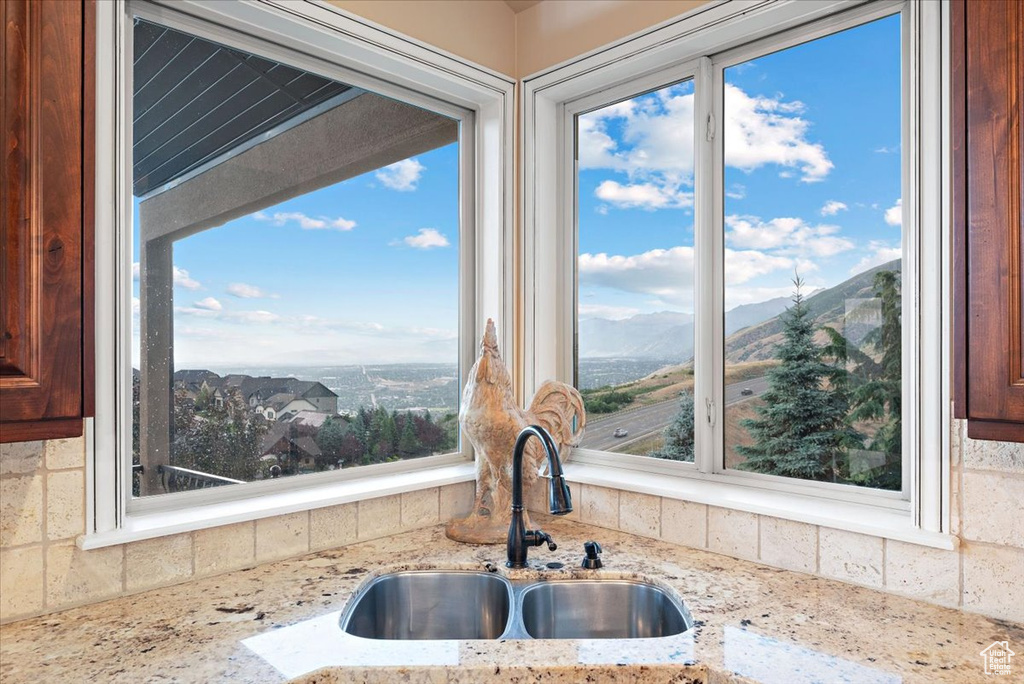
(740, 387), (753, 396)
(613, 428), (628, 438)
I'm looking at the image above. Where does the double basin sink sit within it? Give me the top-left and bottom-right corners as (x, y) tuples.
(340, 570), (692, 641)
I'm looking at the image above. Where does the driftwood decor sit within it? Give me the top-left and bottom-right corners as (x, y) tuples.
(446, 319), (586, 544)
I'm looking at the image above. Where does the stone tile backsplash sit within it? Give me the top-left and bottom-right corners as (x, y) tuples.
(0, 436), (476, 624)
(1, 417), (1021, 625)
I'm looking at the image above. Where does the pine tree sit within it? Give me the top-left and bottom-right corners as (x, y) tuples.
(822, 269), (902, 489)
(398, 412), (419, 456)
(653, 390), (695, 462)
(736, 278), (861, 481)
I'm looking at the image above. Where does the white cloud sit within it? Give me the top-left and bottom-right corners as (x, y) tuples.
(578, 82), (832, 218)
(578, 245), (792, 308)
(725, 215), (855, 258)
(403, 228), (450, 249)
(820, 200), (848, 216)
(726, 184), (746, 200)
(227, 282), (267, 299)
(850, 241), (901, 275)
(193, 297), (222, 311)
(376, 158), (425, 191)
(723, 83), (833, 182)
(173, 267), (201, 290)
(595, 179), (692, 210)
(255, 211), (356, 232)
(176, 306), (280, 324)
(132, 261), (201, 290)
(578, 85), (695, 176)
(884, 198), (902, 227)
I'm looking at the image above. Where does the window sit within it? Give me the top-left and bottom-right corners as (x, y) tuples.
(129, 15), (464, 501)
(89, 0), (513, 538)
(526, 0), (947, 534)
(575, 79), (697, 462)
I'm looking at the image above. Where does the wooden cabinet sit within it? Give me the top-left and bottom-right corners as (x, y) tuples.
(1, 0), (94, 442)
(953, 0), (1024, 442)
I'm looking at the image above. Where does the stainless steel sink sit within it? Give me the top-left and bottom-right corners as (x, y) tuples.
(340, 570), (513, 640)
(519, 579), (690, 639)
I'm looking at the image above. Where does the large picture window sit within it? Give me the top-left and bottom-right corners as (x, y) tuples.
(565, 3), (920, 502)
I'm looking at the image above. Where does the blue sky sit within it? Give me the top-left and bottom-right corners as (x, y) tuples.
(578, 13), (902, 319)
(132, 139), (460, 367)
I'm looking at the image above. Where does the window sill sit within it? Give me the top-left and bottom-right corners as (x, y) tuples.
(564, 463), (958, 551)
(78, 462), (475, 550)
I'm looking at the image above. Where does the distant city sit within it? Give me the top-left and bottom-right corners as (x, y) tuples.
(183, 359), (673, 414)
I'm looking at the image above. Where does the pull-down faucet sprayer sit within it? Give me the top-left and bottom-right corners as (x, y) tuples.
(506, 425), (573, 568)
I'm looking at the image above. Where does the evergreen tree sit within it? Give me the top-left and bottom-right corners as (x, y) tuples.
(822, 269), (902, 489)
(653, 390), (695, 462)
(315, 417), (347, 461)
(398, 412), (419, 456)
(737, 278), (861, 481)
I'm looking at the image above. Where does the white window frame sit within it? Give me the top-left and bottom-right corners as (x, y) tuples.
(523, 0), (953, 547)
(85, 0), (514, 548)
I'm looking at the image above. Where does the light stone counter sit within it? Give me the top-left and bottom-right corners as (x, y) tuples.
(1, 517), (1020, 683)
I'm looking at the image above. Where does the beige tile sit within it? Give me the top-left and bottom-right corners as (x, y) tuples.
(439, 481), (476, 521)
(619, 492), (660, 538)
(884, 540), (959, 608)
(44, 437), (85, 470)
(0, 440), (44, 476)
(402, 487), (440, 530)
(0, 475), (43, 547)
(961, 470), (1024, 548)
(256, 512), (309, 562)
(819, 528), (883, 588)
(961, 430), (1024, 473)
(0, 545), (44, 620)
(195, 521), (256, 576)
(707, 507), (759, 562)
(579, 484), (619, 529)
(760, 517), (817, 574)
(358, 495), (401, 541)
(125, 534), (193, 592)
(46, 470), (85, 541)
(962, 543), (1024, 623)
(46, 542), (123, 608)
(661, 499), (706, 549)
(310, 504), (357, 551)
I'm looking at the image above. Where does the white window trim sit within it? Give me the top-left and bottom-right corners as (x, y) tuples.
(86, 0), (514, 547)
(522, 0), (954, 546)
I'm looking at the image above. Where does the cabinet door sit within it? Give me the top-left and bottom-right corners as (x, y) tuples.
(954, 0), (1024, 442)
(1, 0), (93, 442)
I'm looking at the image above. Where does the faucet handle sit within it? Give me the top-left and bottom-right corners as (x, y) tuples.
(582, 540), (603, 569)
(532, 530), (557, 551)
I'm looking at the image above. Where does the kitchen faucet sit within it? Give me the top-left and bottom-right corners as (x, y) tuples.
(507, 425), (573, 568)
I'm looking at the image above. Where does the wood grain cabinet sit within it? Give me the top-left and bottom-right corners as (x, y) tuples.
(1, 0), (94, 443)
(953, 0), (1024, 442)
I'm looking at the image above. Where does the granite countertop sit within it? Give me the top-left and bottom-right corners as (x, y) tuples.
(1, 517), (1020, 683)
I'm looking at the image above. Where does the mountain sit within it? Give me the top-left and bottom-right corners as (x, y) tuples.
(577, 260), (901, 362)
(579, 294), (795, 360)
(724, 297), (792, 335)
(579, 311), (693, 359)
(724, 259), (901, 363)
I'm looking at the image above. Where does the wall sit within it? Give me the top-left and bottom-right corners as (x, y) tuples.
(0, 437), (474, 623)
(527, 419), (1023, 624)
(328, 1), (516, 76)
(515, 0), (710, 77)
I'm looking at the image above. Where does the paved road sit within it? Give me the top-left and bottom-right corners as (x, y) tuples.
(579, 376), (769, 452)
